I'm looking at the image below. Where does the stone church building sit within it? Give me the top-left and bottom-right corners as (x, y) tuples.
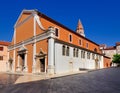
(8, 9), (110, 74)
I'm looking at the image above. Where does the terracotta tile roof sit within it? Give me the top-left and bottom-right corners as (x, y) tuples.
(104, 46), (116, 50)
(0, 41), (11, 46)
(99, 44), (106, 47)
(103, 55), (111, 59)
(116, 42), (120, 46)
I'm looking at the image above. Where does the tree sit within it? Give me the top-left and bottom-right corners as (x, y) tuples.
(112, 54), (120, 66)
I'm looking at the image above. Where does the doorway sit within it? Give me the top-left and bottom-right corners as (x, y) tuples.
(36, 57), (45, 73)
(9, 58), (13, 71)
(40, 58), (45, 72)
(19, 54), (25, 71)
(8, 58), (13, 71)
(95, 61), (99, 69)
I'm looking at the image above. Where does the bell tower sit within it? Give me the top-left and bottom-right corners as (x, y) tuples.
(76, 19), (85, 37)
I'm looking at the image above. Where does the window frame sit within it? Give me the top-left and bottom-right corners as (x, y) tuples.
(66, 46), (70, 56)
(79, 39), (82, 46)
(0, 56), (3, 60)
(86, 42), (89, 49)
(76, 49), (79, 57)
(54, 27), (59, 38)
(73, 48), (76, 57)
(62, 45), (66, 56)
(0, 47), (4, 51)
(69, 34), (72, 43)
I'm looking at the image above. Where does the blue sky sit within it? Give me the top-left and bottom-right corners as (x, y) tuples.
(0, 0), (120, 46)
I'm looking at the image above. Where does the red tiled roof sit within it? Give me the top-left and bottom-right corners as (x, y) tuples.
(104, 46), (116, 50)
(116, 42), (120, 46)
(99, 44), (106, 47)
(0, 41), (11, 46)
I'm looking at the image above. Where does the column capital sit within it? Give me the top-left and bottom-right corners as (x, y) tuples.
(48, 26), (54, 32)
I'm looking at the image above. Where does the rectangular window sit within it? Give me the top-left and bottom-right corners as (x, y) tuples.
(69, 34), (72, 42)
(0, 56), (3, 60)
(0, 47), (3, 51)
(55, 28), (59, 37)
(79, 40), (82, 46)
(86, 43), (89, 48)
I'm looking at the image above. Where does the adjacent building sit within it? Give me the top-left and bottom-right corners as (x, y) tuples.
(0, 41), (10, 72)
(8, 9), (110, 74)
(100, 42), (120, 66)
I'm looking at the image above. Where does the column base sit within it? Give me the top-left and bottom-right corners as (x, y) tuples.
(16, 66), (21, 72)
(32, 65), (36, 74)
(47, 65), (54, 75)
(23, 66), (28, 73)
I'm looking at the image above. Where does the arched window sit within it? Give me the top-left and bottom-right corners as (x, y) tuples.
(73, 48), (76, 57)
(83, 51), (85, 58)
(76, 49), (79, 57)
(81, 50), (83, 58)
(81, 50), (85, 58)
(66, 47), (69, 56)
(62, 45), (66, 56)
(92, 53), (95, 60)
(87, 52), (90, 59)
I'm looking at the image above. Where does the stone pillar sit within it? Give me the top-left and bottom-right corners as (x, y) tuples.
(47, 27), (55, 74)
(32, 42), (36, 73)
(32, 15), (37, 73)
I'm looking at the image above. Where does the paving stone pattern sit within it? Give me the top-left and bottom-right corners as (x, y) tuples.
(1, 67), (120, 93)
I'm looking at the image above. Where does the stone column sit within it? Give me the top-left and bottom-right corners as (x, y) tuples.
(32, 15), (37, 73)
(47, 27), (55, 74)
(32, 42), (36, 73)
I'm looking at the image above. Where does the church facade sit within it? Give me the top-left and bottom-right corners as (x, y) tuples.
(8, 10), (109, 74)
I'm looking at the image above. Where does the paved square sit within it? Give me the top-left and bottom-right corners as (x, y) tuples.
(1, 67), (120, 93)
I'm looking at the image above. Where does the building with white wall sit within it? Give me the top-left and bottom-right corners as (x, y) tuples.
(8, 9), (109, 75)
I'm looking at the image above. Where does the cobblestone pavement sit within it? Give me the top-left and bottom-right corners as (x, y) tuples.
(1, 67), (120, 93)
(0, 73), (21, 93)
